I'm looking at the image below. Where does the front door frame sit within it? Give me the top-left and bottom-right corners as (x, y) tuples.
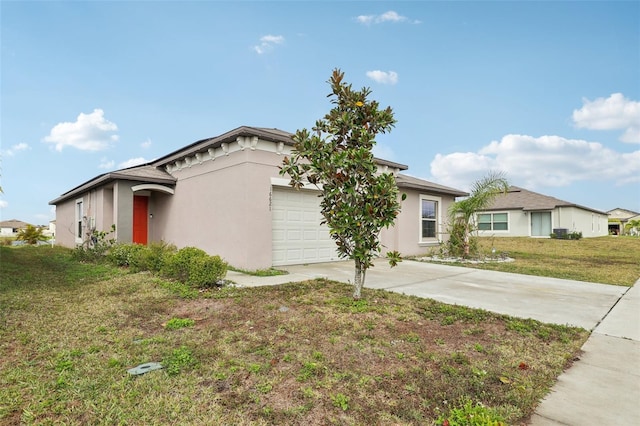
(133, 195), (149, 244)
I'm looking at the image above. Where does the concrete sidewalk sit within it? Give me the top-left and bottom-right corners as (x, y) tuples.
(228, 260), (640, 425)
(529, 282), (640, 426)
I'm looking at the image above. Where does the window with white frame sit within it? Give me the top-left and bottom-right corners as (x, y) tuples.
(420, 195), (441, 242)
(478, 212), (508, 231)
(75, 199), (84, 243)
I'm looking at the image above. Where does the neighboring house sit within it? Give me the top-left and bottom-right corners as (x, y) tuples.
(0, 219), (31, 237)
(607, 208), (640, 235)
(43, 220), (56, 238)
(49, 126), (467, 270)
(475, 186), (608, 238)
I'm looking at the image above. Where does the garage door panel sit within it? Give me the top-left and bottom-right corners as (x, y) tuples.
(303, 211), (318, 222)
(303, 230), (318, 240)
(272, 187), (339, 266)
(287, 230), (302, 240)
(287, 211), (302, 222)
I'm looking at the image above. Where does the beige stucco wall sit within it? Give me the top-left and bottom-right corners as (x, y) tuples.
(53, 139), (463, 269)
(152, 149), (283, 269)
(53, 199), (76, 247)
(380, 188), (458, 257)
(96, 187), (114, 234)
(113, 181), (134, 243)
(53, 182), (135, 248)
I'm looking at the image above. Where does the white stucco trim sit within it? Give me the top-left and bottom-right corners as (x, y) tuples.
(165, 139), (295, 173)
(75, 198), (84, 245)
(131, 184), (175, 195)
(270, 177), (322, 191)
(476, 211), (510, 233)
(419, 194), (442, 245)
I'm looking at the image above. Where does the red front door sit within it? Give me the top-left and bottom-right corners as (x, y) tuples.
(133, 196), (148, 244)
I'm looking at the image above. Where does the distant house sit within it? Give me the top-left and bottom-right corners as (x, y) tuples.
(607, 208), (640, 235)
(43, 220), (56, 238)
(49, 126), (468, 270)
(0, 219), (31, 237)
(475, 186), (608, 238)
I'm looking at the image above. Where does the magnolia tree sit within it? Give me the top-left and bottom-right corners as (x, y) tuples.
(280, 69), (402, 299)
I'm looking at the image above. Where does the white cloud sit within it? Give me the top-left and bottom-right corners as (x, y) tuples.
(98, 158), (115, 170)
(430, 134), (640, 191)
(118, 157), (147, 169)
(0, 200), (7, 209)
(366, 70), (398, 85)
(253, 34), (285, 54)
(356, 10), (418, 25)
(1, 142), (30, 157)
(141, 138), (152, 149)
(43, 109), (119, 151)
(572, 93), (640, 143)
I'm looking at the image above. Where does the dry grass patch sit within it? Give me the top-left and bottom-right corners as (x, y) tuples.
(0, 246), (588, 425)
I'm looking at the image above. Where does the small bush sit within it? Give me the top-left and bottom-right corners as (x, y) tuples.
(136, 241), (177, 272)
(107, 243), (147, 268)
(73, 225), (116, 262)
(550, 231), (583, 240)
(187, 255), (228, 288)
(161, 246), (208, 282)
(445, 221), (479, 258)
(160, 247), (228, 288)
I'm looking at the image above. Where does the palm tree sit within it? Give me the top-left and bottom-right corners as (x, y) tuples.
(17, 225), (49, 245)
(448, 171), (509, 257)
(625, 219), (640, 236)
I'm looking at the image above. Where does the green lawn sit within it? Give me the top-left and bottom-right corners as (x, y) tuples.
(0, 246), (588, 425)
(428, 236), (640, 286)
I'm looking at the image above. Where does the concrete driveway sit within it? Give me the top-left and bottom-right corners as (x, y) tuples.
(234, 258), (626, 330)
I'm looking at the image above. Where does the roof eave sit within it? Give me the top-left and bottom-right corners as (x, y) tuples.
(374, 158), (408, 171)
(396, 181), (468, 197)
(152, 126), (296, 167)
(49, 172), (176, 205)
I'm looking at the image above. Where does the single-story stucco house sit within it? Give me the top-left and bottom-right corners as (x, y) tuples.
(0, 219), (31, 237)
(49, 126), (468, 270)
(607, 208), (640, 235)
(475, 186), (609, 238)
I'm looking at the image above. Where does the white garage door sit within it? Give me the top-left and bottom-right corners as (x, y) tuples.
(272, 187), (339, 266)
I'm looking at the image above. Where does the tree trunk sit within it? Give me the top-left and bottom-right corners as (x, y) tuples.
(463, 222), (470, 258)
(352, 260), (366, 299)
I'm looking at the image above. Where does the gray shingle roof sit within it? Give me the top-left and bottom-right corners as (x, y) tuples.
(49, 126), (466, 206)
(0, 219), (31, 228)
(396, 174), (468, 197)
(152, 126), (297, 167)
(151, 125), (410, 171)
(49, 165), (176, 205)
(481, 186), (606, 214)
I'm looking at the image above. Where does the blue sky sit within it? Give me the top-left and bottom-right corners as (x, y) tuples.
(1, 1), (639, 225)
